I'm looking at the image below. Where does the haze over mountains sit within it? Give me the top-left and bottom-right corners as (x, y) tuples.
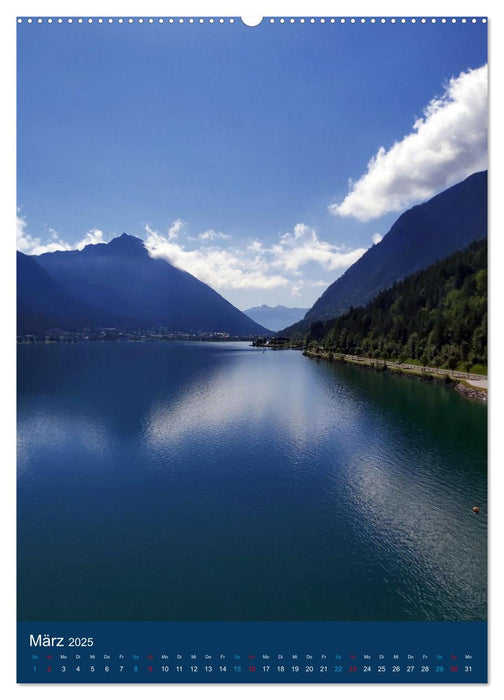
(243, 305), (309, 332)
(284, 171), (487, 336)
(17, 234), (269, 336)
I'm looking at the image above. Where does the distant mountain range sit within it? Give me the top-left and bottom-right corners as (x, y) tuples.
(243, 305), (309, 332)
(17, 234), (269, 336)
(284, 171), (487, 336)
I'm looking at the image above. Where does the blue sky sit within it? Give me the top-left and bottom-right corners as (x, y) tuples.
(17, 17), (487, 309)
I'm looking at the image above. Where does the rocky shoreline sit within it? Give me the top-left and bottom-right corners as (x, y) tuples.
(304, 350), (488, 404)
(454, 382), (488, 403)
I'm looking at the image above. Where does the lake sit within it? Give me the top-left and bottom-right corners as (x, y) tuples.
(17, 341), (487, 621)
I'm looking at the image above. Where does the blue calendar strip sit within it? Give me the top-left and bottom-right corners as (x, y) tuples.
(17, 621), (487, 683)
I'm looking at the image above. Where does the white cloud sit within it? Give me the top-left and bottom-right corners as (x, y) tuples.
(16, 215), (108, 255)
(167, 218), (186, 240)
(196, 229), (232, 242)
(329, 64), (488, 221)
(269, 223), (367, 274)
(144, 221), (367, 293)
(75, 228), (106, 250)
(310, 280), (330, 288)
(16, 214), (35, 252)
(145, 225), (288, 291)
(31, 240), (73, 254)
(372, 233), (383, 245)
(17, 216), (71, 254)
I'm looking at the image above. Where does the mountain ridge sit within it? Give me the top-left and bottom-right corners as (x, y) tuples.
(18, 234), (270, 336)
(243, 304), (309, 332)
(283, 171), (487, 336)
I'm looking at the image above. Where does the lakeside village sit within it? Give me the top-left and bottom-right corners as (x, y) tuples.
(16, 328), (277, 344)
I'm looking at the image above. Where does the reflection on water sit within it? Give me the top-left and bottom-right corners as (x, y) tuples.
(17, 342), (486, 621)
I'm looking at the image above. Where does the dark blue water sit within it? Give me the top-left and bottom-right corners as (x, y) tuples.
(17, 342), (487, 621)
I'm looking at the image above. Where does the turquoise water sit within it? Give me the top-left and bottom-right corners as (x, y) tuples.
(17, 342), (487, 621)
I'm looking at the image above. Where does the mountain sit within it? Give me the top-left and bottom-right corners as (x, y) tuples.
(243, 305), (309, 332)
(17, 252), (134, 334)
(19, 234), (269, 336)
(309, 238), (487, 373)
(284, 171), (487, 336)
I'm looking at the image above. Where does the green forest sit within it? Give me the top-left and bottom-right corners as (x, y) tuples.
(308, 238), (487, 374)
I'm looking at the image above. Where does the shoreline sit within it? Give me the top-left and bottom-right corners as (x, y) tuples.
(304, 350), (488, 403)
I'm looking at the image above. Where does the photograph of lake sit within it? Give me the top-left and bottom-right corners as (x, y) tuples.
(18, 341), (486, 621)
(16, 11), (487, 665)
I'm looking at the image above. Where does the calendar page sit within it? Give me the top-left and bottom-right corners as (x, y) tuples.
(16, 12), (488, 684)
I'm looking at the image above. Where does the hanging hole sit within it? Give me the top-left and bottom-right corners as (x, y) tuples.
(241, 17), (263, 27)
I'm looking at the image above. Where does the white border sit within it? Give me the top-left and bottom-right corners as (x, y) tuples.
(2, 2), (501, 700)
